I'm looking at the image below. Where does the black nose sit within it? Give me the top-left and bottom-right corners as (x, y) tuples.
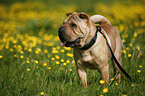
(58, 26), (63, 33)
(58, 26), (65, 42)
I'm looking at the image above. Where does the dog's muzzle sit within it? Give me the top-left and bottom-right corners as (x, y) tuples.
(58, 26), (80, 47)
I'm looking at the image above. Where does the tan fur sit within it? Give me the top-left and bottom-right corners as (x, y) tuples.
(59, 12), (122, 87)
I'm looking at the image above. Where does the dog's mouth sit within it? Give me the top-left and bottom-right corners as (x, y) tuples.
(60, 37), (80, 47)
(58, 26), (81, 47)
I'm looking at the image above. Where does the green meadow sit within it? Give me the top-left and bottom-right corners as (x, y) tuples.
(0, 0), (145, 95)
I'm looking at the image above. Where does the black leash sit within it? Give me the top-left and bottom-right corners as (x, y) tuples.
(97, 26), (134, 82)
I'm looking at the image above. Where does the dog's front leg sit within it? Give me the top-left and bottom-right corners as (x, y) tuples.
(77, 67), (87, 87)
(99, 64), (109, 85)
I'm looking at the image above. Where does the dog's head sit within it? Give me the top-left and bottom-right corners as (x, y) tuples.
(58, 12), (95, 48)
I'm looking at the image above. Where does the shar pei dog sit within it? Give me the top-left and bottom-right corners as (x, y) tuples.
(58, 12), (122, 87)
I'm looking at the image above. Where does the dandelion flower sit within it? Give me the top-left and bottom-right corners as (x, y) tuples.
(27, 69), (30, 71)
(139, 65), (142, 68)
(60, 49), (65, 53)
(69, 69), (72, 71)
(111, 78), (114, 81)
(66, 60), (70, 63)
(125, 47), (129, 50)
(129, 43), (133, 47)
(34, 60), (39, 64)
(20, 55), (24, 59)
(115, 83), (118, 86)
(10, 48), (14, 52)
(26, 60), (30, 63)
(136, 46), (140, 50)
(61, 59), (65, 62)
(103, 88), (108, 93)
(14, 54), (17, 57)
(131, 84), (134, 87)
(56, 46), (60, 49)
(44, 49), (48, 53)
(51, 58), (55, 60)
(73, 60), (75, 64)
(128, 54), (132, 57)
(56, 61), (60, 65)
(40, 92), (44, 95)
(137, 70), (141, 73)
(28, 48), (32, 52)
(48, 67), (51, 70)
(43, 63), (47, 66)
(0, 55), (3, 58)
(63, 63), (67, 66)
(99, 80), (105, 84)
(55, 55), (60, 59)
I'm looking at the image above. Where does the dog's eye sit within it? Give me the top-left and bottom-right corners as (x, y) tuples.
(71, 23), (77, 27)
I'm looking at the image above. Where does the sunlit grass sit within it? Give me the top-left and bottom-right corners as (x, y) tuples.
(0, 0), (145, 96)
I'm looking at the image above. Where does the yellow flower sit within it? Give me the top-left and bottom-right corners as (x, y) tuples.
(51, 58), (55, 60)
(128, 54), (132, 57)
(40, 92), (44, 95)
(103, 88), (108, 93)
(27, 68), (30, 71)
(64, 47), (71, 51)
(60, 49), (65, 53)
(14, 54), (17, 57)
(28, 48), (32, 52)
(139, 65), (142, 68)
(26, 60), (30, 63)
(137, 70), (141, 73)
(69, 69), (72, 71)
(34, 60), (39, 64)
(36, 66), (39, 68)
(125, 47), (129, 50)
(55, 55), (60, 59)
(115, 83), (118, 86)
(73, 60), (75, 64)
(52, 50), (58, 53)
(99, 80), (105, 84)
(111, 78), (114, 81)
(61, 59), (65, 62)
(20, 55), (24, 59)
(43, 63), (47, 66)
(10, 48), (14, 52)
(66, 60), (70, 63)
(20, 51), (24, 54)
(48, 67), (51, 70)
(136, 46), (140, 50)
(56, 61), (60, 65)
(131, 84), (134, 87)
(129, 43), (133, 47)
(56, 46), (60, 49)
(44, 49), (48, 53)
(0, 55), (3, 58)
(122, 39), (126, 43)
(67, 53), (73, 57)
(35, 50), (39, 54)
(63, 63), (67, 66)
(121, 50), (126, 54)
(133, 32), (138, 37)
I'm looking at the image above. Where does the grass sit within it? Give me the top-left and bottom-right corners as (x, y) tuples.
(0, 0), (145, 96)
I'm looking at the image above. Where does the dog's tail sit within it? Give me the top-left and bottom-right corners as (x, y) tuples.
(90, 15), (111, 25)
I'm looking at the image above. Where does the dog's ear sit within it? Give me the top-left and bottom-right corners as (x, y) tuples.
(66, 13), (72, 17)
(79, 13), (89, 19)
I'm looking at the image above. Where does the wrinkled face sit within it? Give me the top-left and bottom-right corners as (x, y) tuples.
(58, 12), (91, 48)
